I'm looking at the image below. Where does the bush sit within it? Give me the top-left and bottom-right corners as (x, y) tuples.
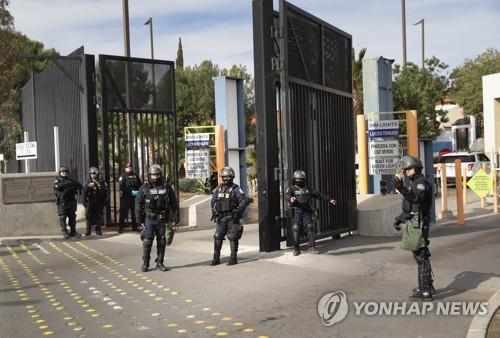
(179, 178), (204, 193)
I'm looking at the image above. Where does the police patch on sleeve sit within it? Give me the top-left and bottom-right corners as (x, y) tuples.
(416, 183), (426, 191)
(239, 188), (244, 194)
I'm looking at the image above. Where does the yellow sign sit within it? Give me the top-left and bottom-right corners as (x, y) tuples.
(467, 169), (493, 198)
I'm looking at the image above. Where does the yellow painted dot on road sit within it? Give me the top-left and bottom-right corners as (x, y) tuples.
(177, 329), (187, 333)
(171, 291), (178, 295)
(20, 297), (29, 301)
(146, 279), (152, 282)
(77, 300), (84, 304)
(195, 320), (205, 324)
(233, 322), (243, 326)
(185, 299), (192, 303)
(258, 336), (270, 338)
(52, 302), (60, 306)
(212, 312), (221, 316)
(73, 326), (83, 332)
(138, 286), (144, 290)
(206, 325), (216, 330)
(103, 324), (113, 329)
(163, 288), (170, 291)
(186, 315), (195, 319)
(86, 309), (95, 313)
(64, 316), (72, 320)
(91, 313), (100, 318)
(152, 312), (161, 317)
(202, 308), (210, 311)
(56, 307), (64, 310)
(216, 333), (228, 337)
(68, 322), (77, 326)
(36, 320), (45, 324)
(167, 323), (178, 328)
(26, 305), (35, 309)
(28, 310), (37, 313)
(222, 317), (232, 321)
(39, 325), (49, 329)
(110, 286), (117, 289)
(152, 282), (158, 285)
(243, 328), (254, 333)
(155, 297), (163, 301)
(144, 290), (151, 294)
(42, 331), (54, 335)
(82, 304), (90, 308)
(31, 314), (41, 318)
(120, 292), (128, 296)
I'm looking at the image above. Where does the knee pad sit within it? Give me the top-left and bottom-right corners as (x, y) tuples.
(305, 223), (315, 234)
(143, 238), (154, 247)
(157, 238), (166, 247)
(214, 231), (225, 241)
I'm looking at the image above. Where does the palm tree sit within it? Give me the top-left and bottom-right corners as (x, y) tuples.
(352, 47), (367, 116)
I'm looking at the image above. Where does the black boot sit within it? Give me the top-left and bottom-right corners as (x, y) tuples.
(85, 219), (91, 236)
(227, 240), (238, 266)
(68, 215), (80, 238)
(156, 239), (170, 271)
(142, 239), (152, 272)
(118, 224), (124, 234)
(410, 263), (433, 301)
(210, 239), (223, 266)
(307, 226), (319, 254)
(95, 226), (102, 236)
(292, 225), (301, 256)
(60, 216), (70, 239)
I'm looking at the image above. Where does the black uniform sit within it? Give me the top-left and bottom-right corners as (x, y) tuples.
(210, 182), (249, 265)
(394, 172), (434, 299)
(54, 176), (82, 238)
(135, 178), (178, 271)
(285, 185), (332, 254)
(83, 177), (109, 236)
(119, 171), (142, 231)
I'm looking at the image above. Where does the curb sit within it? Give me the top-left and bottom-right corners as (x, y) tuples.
(466, 289), (500, 338)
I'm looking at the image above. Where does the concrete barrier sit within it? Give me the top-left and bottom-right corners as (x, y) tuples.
(357, 194), (402, 236)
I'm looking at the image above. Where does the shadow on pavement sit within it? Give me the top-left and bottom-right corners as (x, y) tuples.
(434, 271), (500, 300)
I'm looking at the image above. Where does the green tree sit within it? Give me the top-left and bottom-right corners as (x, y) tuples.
(393, 57), (449, 139)
(352, 47), (366, 116)
(0, 0), (56, 159)
(450, 48), (500, 116)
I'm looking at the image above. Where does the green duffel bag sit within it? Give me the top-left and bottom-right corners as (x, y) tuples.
(400, 221), (425, 251)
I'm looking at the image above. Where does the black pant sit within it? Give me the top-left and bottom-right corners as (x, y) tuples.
(119, 196), (137, 228)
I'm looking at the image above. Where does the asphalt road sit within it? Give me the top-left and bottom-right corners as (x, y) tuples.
(1, 207), (500, 338)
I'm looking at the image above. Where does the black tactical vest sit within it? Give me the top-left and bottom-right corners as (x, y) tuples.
(214, 185), (237, 213)
(145, 184), (169, 216)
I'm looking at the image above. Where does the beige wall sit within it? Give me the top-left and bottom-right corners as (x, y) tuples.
(482, 73), (500, 159)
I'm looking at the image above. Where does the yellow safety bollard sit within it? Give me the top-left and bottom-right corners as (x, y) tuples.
(455, 159), (464, 225)
(493, 169), (498, 214)
(462, 165), (467, 205)
(215, 125), (225, 184)
(440, 163), (448, 213)
(406, 110), (419, 157)
(356, 115), (369, 194)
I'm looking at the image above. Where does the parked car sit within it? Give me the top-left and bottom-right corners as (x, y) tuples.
(435, 151), (490, 186)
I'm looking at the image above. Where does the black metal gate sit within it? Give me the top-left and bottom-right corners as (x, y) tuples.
(253, 0), (357, 251)
(99, 55), (177, 225)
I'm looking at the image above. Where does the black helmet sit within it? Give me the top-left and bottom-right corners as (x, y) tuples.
(148, 164), (162, 183)
(400, 156), (422, 170)
(58, 165), (70, 175)
(292, 170), (306, 187)
(220, 166), (235, 185)
(89, 167), (99, 175)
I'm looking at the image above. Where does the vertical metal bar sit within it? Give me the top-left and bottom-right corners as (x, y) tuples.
(171, 65), (179, 197)
(110, 113), (116, 223)
(253, 0), (281, 252)
(401, 0), (407, 66)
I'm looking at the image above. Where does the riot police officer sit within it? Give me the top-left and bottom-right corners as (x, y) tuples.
(285, 170), (336, 256)
(53, 165), (82, 239)
(83, 167), (109, 236)
(118, 162), (142, 233)
(135, 164), (178, 272)
(393, 155), (435, 300)
(210, 166), (249, 266)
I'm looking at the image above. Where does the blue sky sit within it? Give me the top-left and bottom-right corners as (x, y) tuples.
(9, 0), (500, 74)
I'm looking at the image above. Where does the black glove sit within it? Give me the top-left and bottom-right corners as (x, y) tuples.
(232, 207), (243, 220)
(393, 175), (404, 190)
(393, 217), (402, 231)
(211, 210), (218, 222)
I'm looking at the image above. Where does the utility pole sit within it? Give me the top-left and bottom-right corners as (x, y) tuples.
(401, 0), (407, 66)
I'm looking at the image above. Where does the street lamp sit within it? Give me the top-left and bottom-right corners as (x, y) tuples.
(414, 19), (425, 69)
(144, 17), (154, 59)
